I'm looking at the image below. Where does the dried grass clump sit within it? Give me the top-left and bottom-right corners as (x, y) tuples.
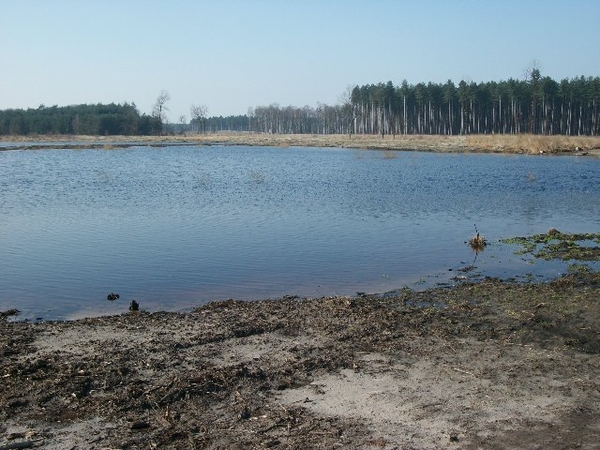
(469, 234), (487, 251)
(465, 134), (600, 155)
(468, 224), (487, 252)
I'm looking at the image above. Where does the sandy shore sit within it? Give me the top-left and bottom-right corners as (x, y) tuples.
(2, 133), (600, 156)
(2, 270), (600, 449)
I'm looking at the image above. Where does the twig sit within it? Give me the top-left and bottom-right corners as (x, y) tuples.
(453, 367), (475, 376)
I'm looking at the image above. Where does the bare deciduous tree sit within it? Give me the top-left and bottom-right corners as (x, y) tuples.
(190, 104), (208, 133)
(152, 90), (171, 134)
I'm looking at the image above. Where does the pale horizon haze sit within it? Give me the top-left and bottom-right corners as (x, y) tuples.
(1, 0), (599, 122)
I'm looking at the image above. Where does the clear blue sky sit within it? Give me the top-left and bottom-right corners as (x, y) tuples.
(1, 0), (598, 121)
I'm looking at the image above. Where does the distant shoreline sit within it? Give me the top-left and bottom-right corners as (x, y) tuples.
(1, 133), (600, 156)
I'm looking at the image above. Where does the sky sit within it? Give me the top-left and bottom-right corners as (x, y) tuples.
(1, 0), (599, 121)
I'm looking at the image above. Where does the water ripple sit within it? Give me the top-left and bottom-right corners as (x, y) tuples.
(1, 146), (599, 320)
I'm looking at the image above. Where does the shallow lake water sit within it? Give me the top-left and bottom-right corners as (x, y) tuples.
(1, 145), (599, 320)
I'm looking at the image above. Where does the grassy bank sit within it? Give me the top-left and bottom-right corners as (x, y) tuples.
(2, 133), (600, 155)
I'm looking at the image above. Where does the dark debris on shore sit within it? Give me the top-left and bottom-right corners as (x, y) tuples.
(2, 269), (600, 448)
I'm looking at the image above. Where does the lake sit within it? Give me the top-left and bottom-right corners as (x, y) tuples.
(1, 144), (599, 320)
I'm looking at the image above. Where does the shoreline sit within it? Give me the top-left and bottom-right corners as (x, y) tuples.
(2, 270), (599, 449)
(2, 133), (600, 156)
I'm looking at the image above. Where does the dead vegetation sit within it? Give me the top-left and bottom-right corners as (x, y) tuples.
(3, 133), (600, 156)
(465, 133), (600, 155)
(2, 270), (600, 449)
(468, 224), (487, 252)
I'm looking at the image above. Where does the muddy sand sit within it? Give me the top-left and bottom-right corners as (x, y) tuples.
(2, 269), (600, 449)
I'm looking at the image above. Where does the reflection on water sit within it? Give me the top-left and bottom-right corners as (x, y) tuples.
(1, 145), (599, 320)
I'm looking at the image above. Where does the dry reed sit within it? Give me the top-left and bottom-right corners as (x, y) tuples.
(3, 133), (600, 156)
(469, 224), (487, 252)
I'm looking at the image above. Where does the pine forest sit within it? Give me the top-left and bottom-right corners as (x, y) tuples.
(1, 72), (599, 137)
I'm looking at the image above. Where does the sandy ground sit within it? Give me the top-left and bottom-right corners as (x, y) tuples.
(2, 271), (600, 449)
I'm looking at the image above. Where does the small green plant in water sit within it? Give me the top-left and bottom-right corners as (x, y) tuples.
(501, 236), (536, 254)
(501, 228), (600, 261)
(567, 263), (591, 274)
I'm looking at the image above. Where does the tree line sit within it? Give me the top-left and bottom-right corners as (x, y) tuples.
(246, 103), (350, 135)
(1, 72), (598, 136)
(0, 103), (162, 136)
(347, 72), (600, 136)
(200, 72), (600, 137)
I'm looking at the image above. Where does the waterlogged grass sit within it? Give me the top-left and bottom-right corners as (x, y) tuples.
(501, 229), (600, 261)
(567, 263), (592, 274)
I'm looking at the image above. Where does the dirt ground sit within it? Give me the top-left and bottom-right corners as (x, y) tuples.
(2, 269), (600, 449)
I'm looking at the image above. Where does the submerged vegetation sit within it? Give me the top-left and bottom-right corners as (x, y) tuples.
(501, 229), (600, 261)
